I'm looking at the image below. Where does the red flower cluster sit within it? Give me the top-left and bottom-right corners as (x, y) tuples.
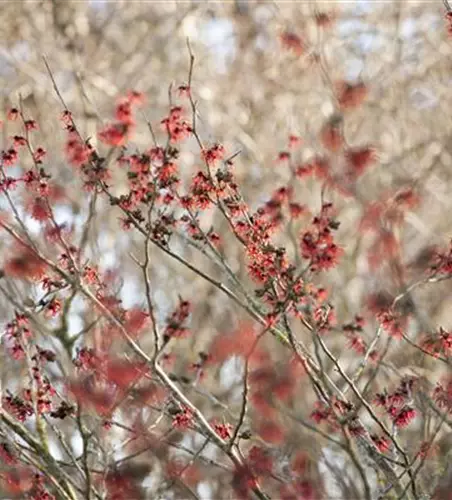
(377, 308), (406, 339)
(1, 147), (19, 166)
(164, 298), (191, 340)
(345, 145), (377, 178)
(172, 406), (194, 429)
(65, 131), (94, 167)
(389, 405), (416, 428)
(320, 115), (343, 152)
(375, 377), (418, 428)
(279, 31), (305, 56)
(371, 434), (390, 453)
(0, 442), (16, 465)
(300, 203), (343, 272)
(335, 81), (368, 110)
(213, 421), (232, 440)
(445, 11), (452, 37)
(2, 391), (34, 421)
(433, 376), (452, 411)
(189, 171), (215, 209)
(4, 246), (48, 281)
(160, 106), (192, 143)
(7, 107), (19, 121)
(4, 312), (32, 360)
(201, 143), (225, 166)
(98, 90), (145, 146)
(421, 327), (452, 358)
(430, 239), (452, 276)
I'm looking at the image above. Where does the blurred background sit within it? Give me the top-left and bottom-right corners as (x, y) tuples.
(1, 1), (452, 498)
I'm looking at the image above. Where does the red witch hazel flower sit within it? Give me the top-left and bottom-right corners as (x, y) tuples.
(345, 145), (377, 178)
(7, 107), (19, 121)
(430, 239), (452, 276)
(336, 80), (368, 110)
(300, 202), (343, 272)
(279, 31), (305, 56)
(201, 143), (225, 166)
(45, 298), (62, 318)
(163, 298), (191, 340)
(433, 376), (452, 411)
(65, 134), (94, 167)
(160, 106), (192, 143)
(377, 308), (405, 339)
(390, 405), (416, 428)
(213, 421), (232, 440)
(371, 434), (390, 453)
(445, 11), (452, 37)
(1, 148), (19, 166)
(320, 115), (343, 152)
(98, 123), (129, 147)
(172, 406), (194, 429)
(248, 446), (273, 475)
(4, 246), (48, 281)
(288, 134), (302, 150)
(421, 327), (452, 358)
(24, 119), (38, 131)
(0, 443), (17, 465)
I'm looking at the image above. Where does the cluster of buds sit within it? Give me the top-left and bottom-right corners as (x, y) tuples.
(374, 377), (417, 428)
(4, 313), (32, 360)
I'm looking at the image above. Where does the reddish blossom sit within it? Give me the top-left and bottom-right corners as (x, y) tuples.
(0, 443), (16, 465)
(69, 379), (116, 417)
(371, 434), (390, 453)
(34, 147), (47, 162)
(45, 298), (62, 318)
(213, 421), (232, 440)
(163, 298), (191, 340)
(391, 406), (416, 428)
(82, 265), (99, 284)
(201, 143), (225, 165)
(320, 116), (343, 152)
(65, 136), (93, 167)
(28, 197), (51, 221)
(98, 123), (130, 146)
(13, 135), (27, 147)
(61, 110), (73, 125)
(280, 32), (305, 56)
(248, 446), (273, 475)
(115, 100), (134, 125)
(25, 119), (38, 131)
(4, 247), (47, 281)
(123, 308), (150, 338)
(433, 376), (452, 411)
(0, 468), (34, 496)
(345, 146), (377, 177)
(257, 420), (285, 444)
(7, 108), (19, 121)
(172, 406), (194, 430)
(288, 134), (302, 149)
(277, 151), (291, 163)
(232, 464), (258, 500)
(348, 334), (366, 354)
(336, 81), (368, 110)
(160, 106), (192, 143)
(377, 308), (405, 339)
(1, 147), (19, 166)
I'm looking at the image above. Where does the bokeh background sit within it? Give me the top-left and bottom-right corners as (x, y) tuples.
(1, 1), (452, 498)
